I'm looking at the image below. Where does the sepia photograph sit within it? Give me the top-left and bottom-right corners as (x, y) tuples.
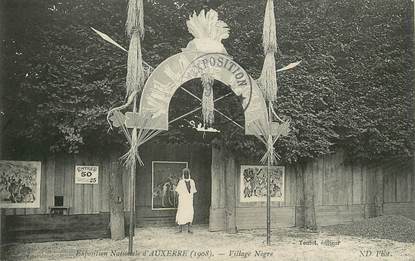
(0, 0), (414, 260)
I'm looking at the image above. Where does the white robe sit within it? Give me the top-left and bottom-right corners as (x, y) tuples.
(175, 179), (197, 225)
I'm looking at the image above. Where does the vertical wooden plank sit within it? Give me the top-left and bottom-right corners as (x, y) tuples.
(407, 164), (412, 202)
(284, 166), (292, 206)
(123, 163), (130, 211)
(412, 159), (415, 202)
(352, 161), (362, 204)
(211, 141), (225, 209)
(361, 164), (367, 204)
(313, 157), (323, 206)
(366, 164), (376, 204)
(100, 154), (110, 212)
(280, 165), (288, 207)
(396, 167), (409, 202)
(83, 184), (90, 214)
(289, 165), (297, 206)
(54, 154), (65, 200)
(345, 160), (353, 206)
(337, 152), (345, 205)
(303, 160), (317, 227)
(39, 157), (48, 214)
(224, 149), (237, 233)
(374, 166), (384, 216)
(330, 153), (337, 205)
(383, 167), (394, 203)
(46, 155), (55, 214)
(29, 158), (47, 215)
(73, 154), (84, 214)
(323, 153), (334, 205)
(92, 154), (100, 213)
(295, 164), (304, 206)
(64, 155), (74, 211)
(86, 154), (94, 214)
(109, 157), (126, 240)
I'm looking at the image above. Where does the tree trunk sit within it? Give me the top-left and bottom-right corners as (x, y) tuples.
(109, 157), (125, 240)
(301, 162), (317, 231)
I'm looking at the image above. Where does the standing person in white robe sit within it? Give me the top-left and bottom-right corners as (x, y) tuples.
(175, 168), (197, 233)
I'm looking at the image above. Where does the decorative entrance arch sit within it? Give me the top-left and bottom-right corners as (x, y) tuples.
(96, 6), (296, 251)
(138, 51), (269, 135)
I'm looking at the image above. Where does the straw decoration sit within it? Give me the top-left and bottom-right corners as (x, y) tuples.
(201, 73), (215, 127)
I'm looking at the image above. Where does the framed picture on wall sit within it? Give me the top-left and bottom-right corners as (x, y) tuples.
(240, 165), (285, 202)
(152, 161), (188, 210)
(0, 160), (42, 208)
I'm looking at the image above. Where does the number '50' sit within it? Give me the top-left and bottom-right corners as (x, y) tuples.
(81, 172), (93, 177)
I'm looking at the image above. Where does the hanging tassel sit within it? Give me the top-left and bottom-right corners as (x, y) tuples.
(126, 0), (144, 38)
(262, 0), (277, 54)
(259, 52), (278, 101)
(201, 73), (215, 127)
(126, 30), (145, 96)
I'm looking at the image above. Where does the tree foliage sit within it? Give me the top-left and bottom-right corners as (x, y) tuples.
(1, 0), (414, 162)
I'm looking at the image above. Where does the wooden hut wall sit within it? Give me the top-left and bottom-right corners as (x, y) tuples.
(2, 145), (414, 230)
(232, 151), (415, 229)
(3, 152), (112, 216)
(3, 142), (212, 227)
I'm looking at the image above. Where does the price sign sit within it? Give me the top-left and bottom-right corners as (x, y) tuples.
(75, 166), (99, 184)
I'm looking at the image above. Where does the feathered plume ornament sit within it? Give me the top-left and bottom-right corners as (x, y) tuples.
(201, 73), (215, 127)
(126, 30), (145, 96)
(258, 52), (278, 101)
(126, 0), (144, 38)
(258, 0), (278, 102)
(263, 0), (278, 54)
(184, 9), (229, 53)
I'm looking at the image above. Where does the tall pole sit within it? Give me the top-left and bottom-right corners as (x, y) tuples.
(412, 0), (415, 217)
(266, 153), (271, 245)
(266, 101), (272, 246)
(128, 96), (138, 255)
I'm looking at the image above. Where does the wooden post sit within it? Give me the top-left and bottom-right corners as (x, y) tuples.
(0, 209), (4, 260)
(109, 156), (125, 240)
(412, 0), (415, 214)
(128, 97), (138, 255)
(209, 139), (226, 231)
(224, 149), (237, 233)
(266, 153), (271, 245)
(303, 162), (317, 230)
(128, 158), (136, 254)
(266, 101), (272, 245)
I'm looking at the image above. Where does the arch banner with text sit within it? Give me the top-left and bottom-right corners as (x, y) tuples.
(138, 52), (269, 135)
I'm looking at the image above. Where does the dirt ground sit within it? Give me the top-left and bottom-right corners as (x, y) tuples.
(3, 225), (415, 261)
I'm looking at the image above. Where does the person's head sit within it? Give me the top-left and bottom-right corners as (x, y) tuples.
(182, 168), (190, 180)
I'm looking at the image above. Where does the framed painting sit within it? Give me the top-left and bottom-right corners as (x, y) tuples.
(240, 165), (284, 202)
(152, 161), (188, 210)
(0, 160), (41, 208)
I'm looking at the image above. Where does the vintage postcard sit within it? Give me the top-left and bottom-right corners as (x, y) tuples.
(0, 0), (414, 260)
